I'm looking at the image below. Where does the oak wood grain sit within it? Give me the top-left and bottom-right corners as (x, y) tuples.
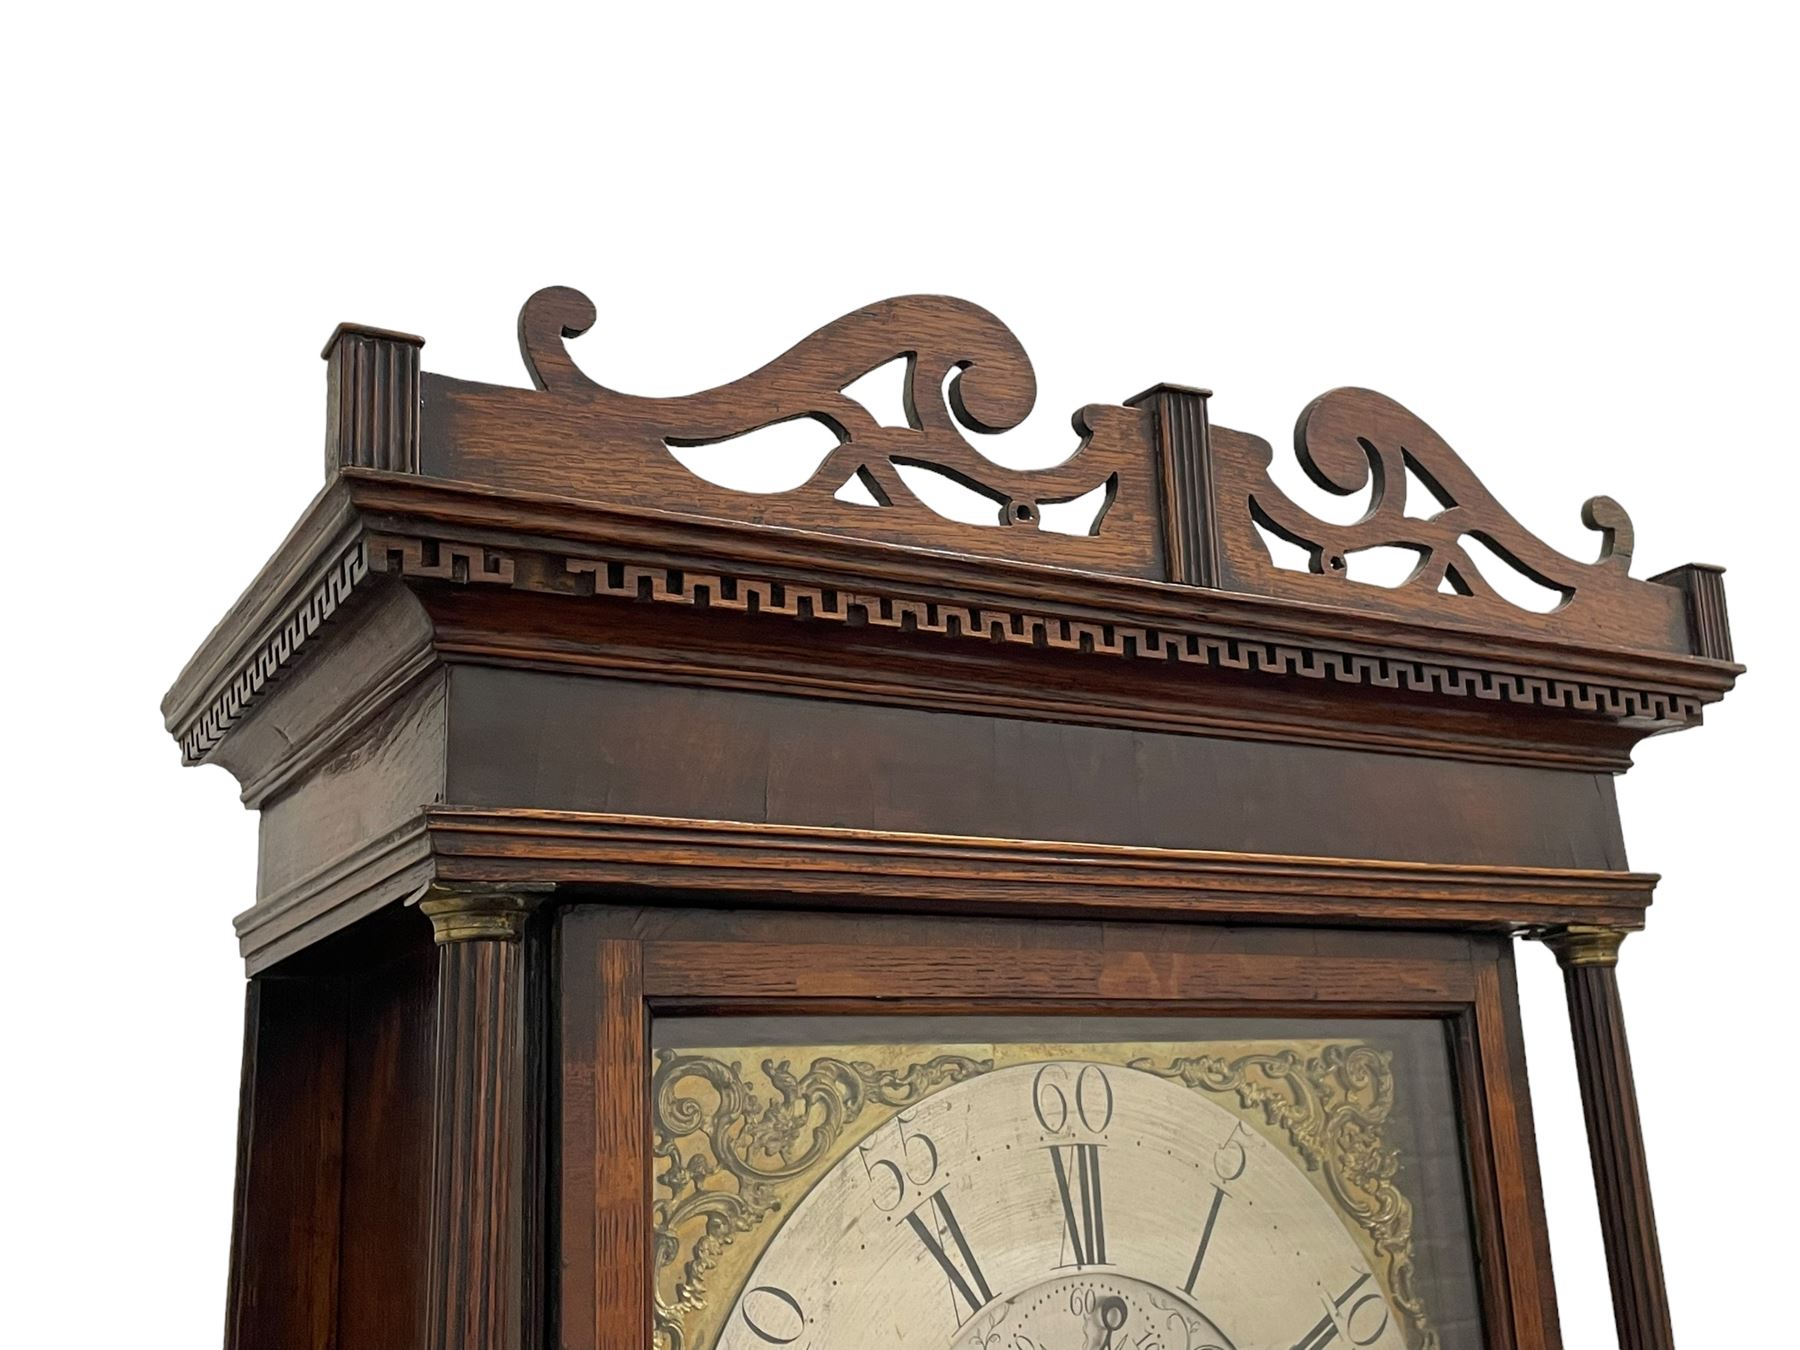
(558, 920), (648, 1350)
(336, 946), (435, 1350)
(1472, 957), (1563, 1350)
(224, 975), (348, 1350)
(427, 938), (527, 1350)
(442, 669), (1633, 869)
(426, 807), (1656, 932)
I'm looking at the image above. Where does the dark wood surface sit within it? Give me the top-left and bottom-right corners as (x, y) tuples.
(555, 923), (648, 1350)
(224, 921), (436, 1350)
(336, 945), (435, 1350)
(520, 916), (552, 1350)
(1467, 952), (1561, 1349)
(173, 469), (1736, 770)
(1129, 383), (1219, 586)
(443, 667), (1630, 867)
(209, 534), (1717, 966)
(426, 807), (1657, 930)
(166, 287), (1740, 800)
(325, 323), (424, 475)
(426, 934), (529, 1350)
(400, 287), (1722, 660)
(224, 975), (348, 1350)
(418, 579), (1653, 774)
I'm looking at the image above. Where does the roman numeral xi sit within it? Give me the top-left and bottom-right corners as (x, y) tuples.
(904, 1190), (996, 1321)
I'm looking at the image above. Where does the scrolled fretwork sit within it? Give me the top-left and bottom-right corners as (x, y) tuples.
(1130, 1044), (1436, 1350)
(1210, 386), (1695, 652)
(651, 1049), (992, 1350)
(421, 288), (1161, 572)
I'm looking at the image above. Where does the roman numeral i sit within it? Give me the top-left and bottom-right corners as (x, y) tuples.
(1184, 1184), (1229, 1294)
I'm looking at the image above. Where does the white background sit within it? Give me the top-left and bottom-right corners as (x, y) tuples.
(6, 5), (1794, 1346)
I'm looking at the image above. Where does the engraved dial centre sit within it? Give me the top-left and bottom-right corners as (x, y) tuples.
(948, 1273), (1232, 1350)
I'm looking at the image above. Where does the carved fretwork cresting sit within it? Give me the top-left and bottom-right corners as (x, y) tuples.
(1209, 388), (1696, 652)
(419, 289), (1165, 575)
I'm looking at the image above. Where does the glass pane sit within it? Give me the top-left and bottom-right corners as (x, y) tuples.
(651, 1014), (1484, 1350)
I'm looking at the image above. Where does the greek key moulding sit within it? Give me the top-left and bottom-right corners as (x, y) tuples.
(164, 288), (1740, 1350)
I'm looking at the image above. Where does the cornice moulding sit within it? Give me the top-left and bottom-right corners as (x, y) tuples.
(163, 474), (1741, 774)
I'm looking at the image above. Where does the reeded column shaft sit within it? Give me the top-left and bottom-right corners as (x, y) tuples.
(420, 884), (548, 1350)
(1126, 382), (1220, 587)
(1543, 925), (1675, 1350)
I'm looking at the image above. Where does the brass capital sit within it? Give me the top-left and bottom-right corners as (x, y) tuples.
(415, 882), (553, 944)
(1538, 923), (1632, 969)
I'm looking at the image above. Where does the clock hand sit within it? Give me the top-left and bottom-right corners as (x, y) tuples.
(1098, 1295), (1127, 1350)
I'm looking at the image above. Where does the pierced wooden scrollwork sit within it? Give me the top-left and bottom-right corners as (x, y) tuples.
(1209, 388), (1692, 651)
(1258, 388), (1634, 603)
(419, 289), (1164, 574)
(320, 292), (1733, 657)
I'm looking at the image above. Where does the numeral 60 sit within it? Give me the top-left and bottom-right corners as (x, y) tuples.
(1031, 1063), (1114, 1136)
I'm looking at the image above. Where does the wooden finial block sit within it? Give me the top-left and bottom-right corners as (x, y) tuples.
(322, 322), (425, 476)
(1651, 561), (1735, 661)
(1127, 383), (1218, 587)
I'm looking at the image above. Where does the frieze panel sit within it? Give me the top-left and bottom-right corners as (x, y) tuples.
(364, 529), (1708, 727)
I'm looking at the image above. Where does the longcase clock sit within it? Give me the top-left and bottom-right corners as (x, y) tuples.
(164, 288), (1740, 1350)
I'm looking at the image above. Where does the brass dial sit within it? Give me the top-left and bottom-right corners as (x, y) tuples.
(706, 1061), (1403, 1350)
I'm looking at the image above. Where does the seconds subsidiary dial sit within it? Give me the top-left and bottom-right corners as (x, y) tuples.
(713, 1061), (1402, 1350)
(949, 1274), (1232, 1350)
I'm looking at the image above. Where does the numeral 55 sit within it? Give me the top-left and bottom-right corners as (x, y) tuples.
(857, 1107), (941, 1211)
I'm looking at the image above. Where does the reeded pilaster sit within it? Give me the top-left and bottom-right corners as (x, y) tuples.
(1539, 925), (1675, 1350)
(420, 883), (550, 1350)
